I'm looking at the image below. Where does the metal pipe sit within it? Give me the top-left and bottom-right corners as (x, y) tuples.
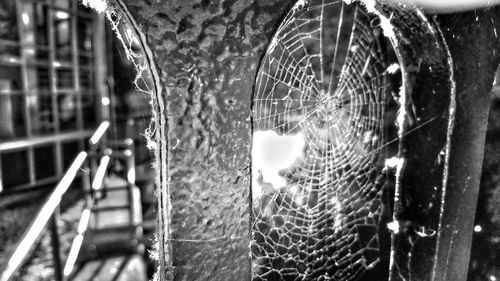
(0, 130), (93, 152)
(62, 208), (91, 277)
(47, 1), (62, 176)
(71, 0), (83, 132)
(89, 121), (110, 145)
(0, 152), (87, 281)
(50, 210), (63, 281)
(125, 147), (135, 186)
(91, 154), (111, 192)
(0, 154), (3, 193)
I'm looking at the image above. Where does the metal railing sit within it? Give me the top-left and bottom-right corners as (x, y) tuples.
(0, 121), (137, 281)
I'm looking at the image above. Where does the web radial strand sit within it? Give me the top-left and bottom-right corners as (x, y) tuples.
(252, 1), (389, 281)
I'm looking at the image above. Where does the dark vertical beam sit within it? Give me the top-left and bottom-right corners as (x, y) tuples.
(432, 8), (500, 281)
(93, 12), (108, 123)
(72, 0), (87, 162)
(105, 28), (117, 140)
(50, 210), (64, 281)
(0, 154), (3, 193)
(16, 1), (36, 184)
(71, 0), (83, 131)
(48, 0), (63, 176)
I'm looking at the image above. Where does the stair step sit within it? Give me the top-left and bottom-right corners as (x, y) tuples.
(70, 254), (147, 281)
(93, 204), (130, 212)
(97, 189), (129, 204)
(90, 224), (139, 233)
(90, 209), (131, 229)
(102, 184), (130, 192)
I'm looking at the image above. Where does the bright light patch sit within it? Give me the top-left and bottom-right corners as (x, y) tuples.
(294, 196), (304, 206)
(89, 121), (110, 145)
(55, 11), (70, 20)
(474, 225), (483, 233)
(92, 155), (110, 191)
(21, 13), (29, 25)
(77, 209), (91, 233)
(387, 63), (400, 74)
(1, 152), (87, 281)
(127, 167), (136, 185)
(387, 220), (400, 234)
(63, 234), (83, 276)
(252, 130), (305, 198)
(385, 157), (403, 169)
(101, 97), (110, 106)
(289, 185), (299, 195)
(81, 0), (107, 13)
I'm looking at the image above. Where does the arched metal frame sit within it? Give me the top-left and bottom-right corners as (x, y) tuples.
(86, 1), (500, 281)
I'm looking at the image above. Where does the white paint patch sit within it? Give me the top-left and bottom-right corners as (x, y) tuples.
(252, 130), (305, 198)
(360, 0), (396, 41)
(396, 86), (407, 136)
(294, 0), (307, 9)
(474, 225), (483, 233)
(387, 220), (400, 234)
(387, 63), (400, 74)
(21, 13), (30, 25)
(385, 156), (403, 169)
(81, 0), (108, 14)
(379, 16), (396, 39)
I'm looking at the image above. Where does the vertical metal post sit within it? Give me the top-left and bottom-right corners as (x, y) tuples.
(71, 0), (83, 131)
(125, 139), (135, 186)
(124, 138), (142, 246)
(0, 154), (3, 193)
(93, 12), (108, 123)
(105, 29), (117, 140)
(47, 0), (63, 176)
(126, 119), (134, 140)
(50, 209), (64, 281)
(125, 139), (135, 227)
(89, 145), (98, 198)
(15, 1), (36, 185)
(82, 163), (92, 203)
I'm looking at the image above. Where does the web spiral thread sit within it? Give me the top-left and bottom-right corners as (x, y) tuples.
(251, 1), (390, 280)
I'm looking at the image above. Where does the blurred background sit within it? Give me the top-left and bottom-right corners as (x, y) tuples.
(0, 0), (499, 281)
(0, 0), (156, 280)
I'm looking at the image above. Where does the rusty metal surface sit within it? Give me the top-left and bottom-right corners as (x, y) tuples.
(119, 1), (293, 280)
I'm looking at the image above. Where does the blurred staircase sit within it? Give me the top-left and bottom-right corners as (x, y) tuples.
(70, 175), (146, 281)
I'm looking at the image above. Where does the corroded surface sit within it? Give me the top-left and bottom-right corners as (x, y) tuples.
(120, 1), (293, 280)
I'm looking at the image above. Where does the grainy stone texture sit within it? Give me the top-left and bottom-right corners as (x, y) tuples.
(119, 1), (293, 280)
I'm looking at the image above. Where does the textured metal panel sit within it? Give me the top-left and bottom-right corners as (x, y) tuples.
(119, 0), (293, 280)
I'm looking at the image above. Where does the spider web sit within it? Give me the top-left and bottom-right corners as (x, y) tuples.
(251, 1), (391, 280)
